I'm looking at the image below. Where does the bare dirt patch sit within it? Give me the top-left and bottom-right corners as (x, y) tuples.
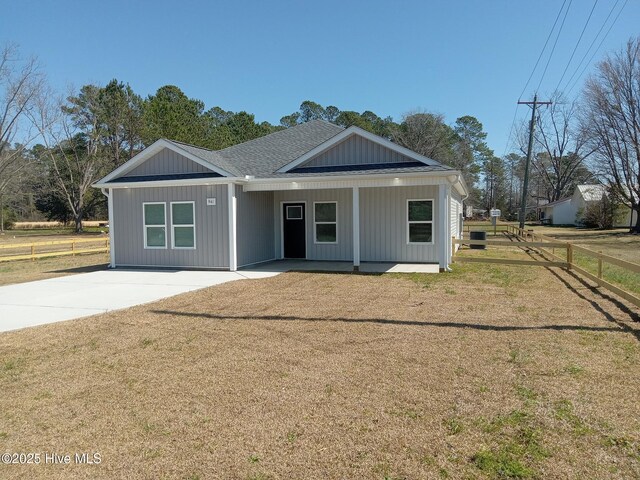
(0, 264), (638, 479)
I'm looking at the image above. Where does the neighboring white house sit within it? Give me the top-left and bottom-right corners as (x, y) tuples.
(539, 184), (637, 227)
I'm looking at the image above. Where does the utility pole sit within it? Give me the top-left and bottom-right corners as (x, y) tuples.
(517, 94), (552, 229)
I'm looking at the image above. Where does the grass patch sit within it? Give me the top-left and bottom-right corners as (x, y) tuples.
(444, 417), (464, 435)
(554, 400), (592, 436)
(0, 270), (638, 478)
(472, 448), (535, 479)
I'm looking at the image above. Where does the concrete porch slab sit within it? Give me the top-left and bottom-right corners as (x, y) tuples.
(241, 260), (439, 274)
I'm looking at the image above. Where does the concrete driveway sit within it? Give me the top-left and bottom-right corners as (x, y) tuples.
(0, 268), (280, 333)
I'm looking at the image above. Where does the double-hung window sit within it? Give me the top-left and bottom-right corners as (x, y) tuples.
(143, 203), (167, 249)
(314, 201), (337, 243)
(407, 199), (433, 244)
(171, 201), (196, 249)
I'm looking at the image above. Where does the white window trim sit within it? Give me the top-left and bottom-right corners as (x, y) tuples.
(170, 201), (196, 250)
(313, 201), (338, 244)
(143, 202), (167, 249)
(286, 205), (303, 220)
(407, 198), (434, 245)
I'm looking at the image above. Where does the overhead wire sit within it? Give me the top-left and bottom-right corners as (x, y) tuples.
(536, 0), (573, 92)
(565, 0), (629, 96)
(518, 0), (568, 100)
(554, 0), (599, 94)
(560, 0), (620, 93)
(502, 0), (570, 158)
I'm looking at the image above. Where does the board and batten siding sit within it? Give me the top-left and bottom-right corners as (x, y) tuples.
(121, 149), (211, 178)
(301, 135), (416, 168)
(112, 185), (229, 268)
(236, 190), (275, 267)
(274, 189), (353, 261)
(360, 185), (440, 263)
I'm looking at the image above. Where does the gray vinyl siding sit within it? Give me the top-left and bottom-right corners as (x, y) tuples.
(360, 185), (440, 263)
(236, 189), (275, 267)
(274, 185), (440, 263)
(301, 135), (416, 168)
(121, 149), (211, 178)
(274, 189), (353, 261)
(112, 185), (229, 268)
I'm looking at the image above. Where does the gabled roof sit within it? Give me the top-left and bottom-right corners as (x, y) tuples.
(214, 119), (345, 177)
(540, 197), (571, 208)
(95, 138), (235, 186)
(94, 119), (458, 189)
(276, 124), (442, 173)
(576, 184), (606, 202)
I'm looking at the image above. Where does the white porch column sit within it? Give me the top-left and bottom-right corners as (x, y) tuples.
(107, 188), (115, 269)
(353, 186), (360, 271)
(228, 183), (238, 271)
(438, 184), (448, 271)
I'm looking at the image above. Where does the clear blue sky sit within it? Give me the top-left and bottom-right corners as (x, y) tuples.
(3, 0), (638, 154)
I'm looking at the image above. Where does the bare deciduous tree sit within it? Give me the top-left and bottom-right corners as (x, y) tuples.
(27, 88), (105, 232)
(533, 96), (595, 202)
(582, 38), (640, 233)
(0, 44), (43, 230)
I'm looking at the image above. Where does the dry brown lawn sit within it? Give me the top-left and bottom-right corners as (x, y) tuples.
(0, 263), (639, 479)
(0, 254), (109, 286)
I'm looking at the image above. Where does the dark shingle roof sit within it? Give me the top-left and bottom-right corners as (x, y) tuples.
(215, 120), (344, 177)
(165, 120), (344, 177)
(163, 120), (451, 179)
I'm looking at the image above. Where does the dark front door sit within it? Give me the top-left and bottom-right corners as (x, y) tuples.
(283, 203), (306, 258)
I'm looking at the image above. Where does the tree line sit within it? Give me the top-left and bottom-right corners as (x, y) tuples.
(1, 37), (639, 232)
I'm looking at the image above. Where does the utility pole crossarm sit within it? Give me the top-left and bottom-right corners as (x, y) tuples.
(517, 94), (552, 230)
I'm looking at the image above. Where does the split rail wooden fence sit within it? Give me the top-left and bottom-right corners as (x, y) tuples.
(453, 225), (640, 308)
(0, 238), (110, 262)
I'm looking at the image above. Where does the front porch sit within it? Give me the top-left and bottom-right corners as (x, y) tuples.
(240, 259), (440, 274)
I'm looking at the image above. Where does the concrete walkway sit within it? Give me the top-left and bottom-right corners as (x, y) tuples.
(0, 261), (437, 334)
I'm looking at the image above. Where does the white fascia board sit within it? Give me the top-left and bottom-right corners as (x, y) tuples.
(93, 177), (246, 189)
(276, 126), (441, 173)
(94, 139), (233, 185)
(243, 170), (462, 192)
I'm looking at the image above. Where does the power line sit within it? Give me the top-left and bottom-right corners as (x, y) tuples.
(554, 0), (599, 94)
(536, 0), (573, 93)
(518, 0), (568, 100)
(560, 0), (620, 93)
(502, 0), (569, 159)
(565, 0), (628, 97)
(500, 103), (521, 159)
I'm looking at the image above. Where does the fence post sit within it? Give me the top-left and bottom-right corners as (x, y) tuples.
(597, 251), (603, 279)
(31, 244), (35, 262)
(72, 241), (75, 257)
(567, 244), (573, 270)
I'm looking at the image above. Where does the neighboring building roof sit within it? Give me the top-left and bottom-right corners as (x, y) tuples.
(577, 184), (606, 202)
(540, 197), (571, 208)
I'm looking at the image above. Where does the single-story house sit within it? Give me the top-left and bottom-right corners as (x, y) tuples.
(539, 184), (637, 226)
(93, 120), (468, 271)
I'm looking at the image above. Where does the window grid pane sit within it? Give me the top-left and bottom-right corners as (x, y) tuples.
(174, 226), (195, 248)
(172, 203), (194, 225)
(144, 204), (165, 225)
(408, 200), (433, 222)
(409, 223), (432, 243)
(286, 206), (303, 220)
(316, 223), (337, 243)
(315, 202), (336, 222)
(146, 226), (166, 247)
